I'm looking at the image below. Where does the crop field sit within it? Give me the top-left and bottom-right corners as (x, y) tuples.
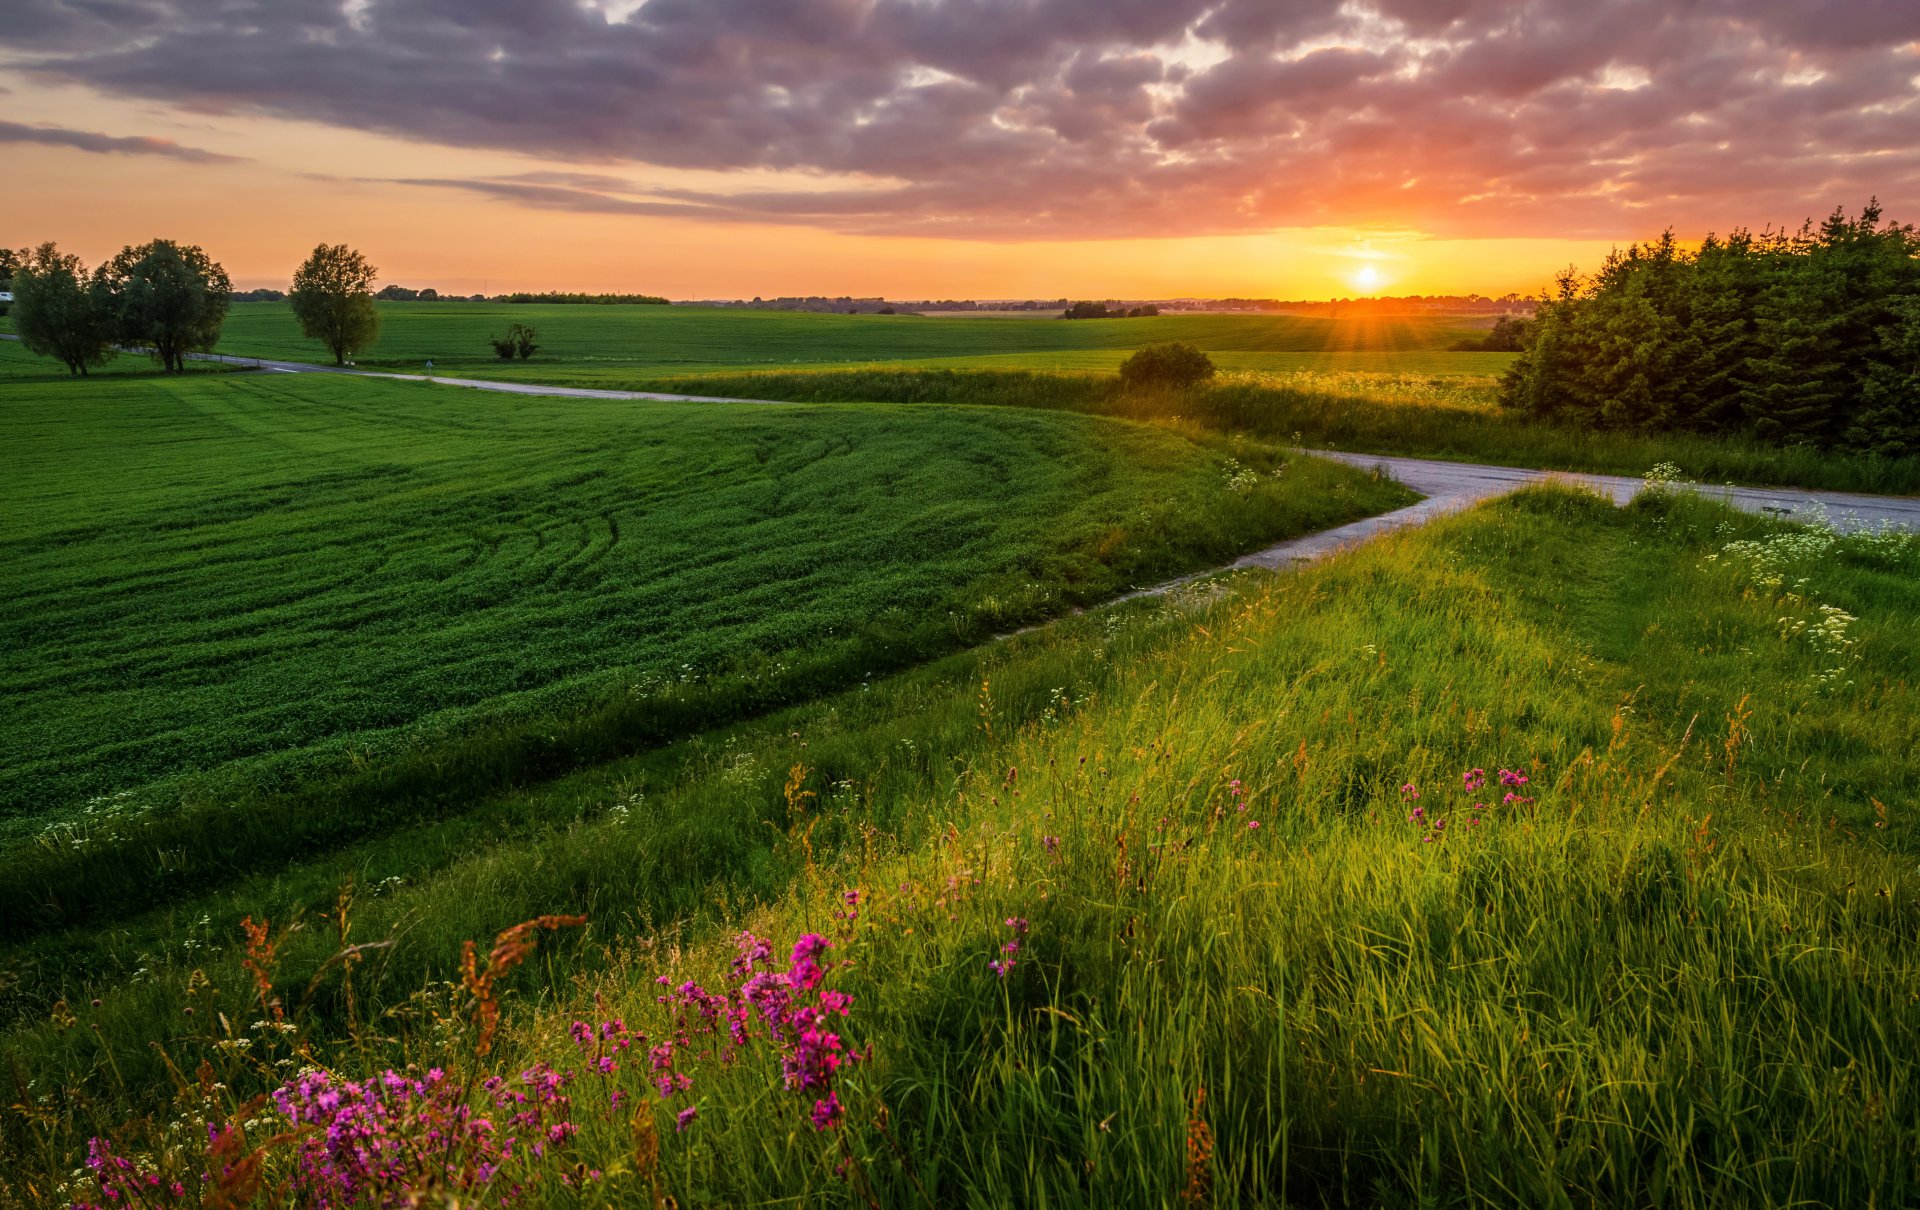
(0, 366), (1409, 848)
(9, 483), (1917, 1206)
(210, 300), (1495, 376)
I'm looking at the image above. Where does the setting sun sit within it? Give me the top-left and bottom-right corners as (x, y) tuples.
(1353, 265), (1381, 292)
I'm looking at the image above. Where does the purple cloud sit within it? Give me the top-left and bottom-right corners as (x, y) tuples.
(4, 0), (1918, 238)
(0, 119), (246, 164)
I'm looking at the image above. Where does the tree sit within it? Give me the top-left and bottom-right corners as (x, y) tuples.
(289, 244), (381, 365)
(1497, 203), (1920, 454)
(11, 242), (112, 375)
(1118, 342), (1215, 390)
(97, 239), (232, 373)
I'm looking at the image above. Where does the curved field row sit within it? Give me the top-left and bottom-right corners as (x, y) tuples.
(0, 366), (1406, 825)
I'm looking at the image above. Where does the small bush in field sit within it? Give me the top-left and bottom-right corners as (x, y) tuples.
(1119, 342), (1216, 391)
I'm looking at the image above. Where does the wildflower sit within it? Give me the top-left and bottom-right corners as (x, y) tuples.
(1399, 782), (1420, 799)
(1041, 834), (1060, 856)
(1407, 805), (1426, 824)
(1498, 769), (1529, 787)
(675, 1106), (698, 1133)
(1247, 820), (1260, 830)
(1462, 768), (1486, 791)
(989, 917), (1029, 977)
(811, 1091), (844, 1131)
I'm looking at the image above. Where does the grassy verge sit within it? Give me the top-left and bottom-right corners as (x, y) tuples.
(618, 368), (1920, 495)
(10, 485), (1918, 1206)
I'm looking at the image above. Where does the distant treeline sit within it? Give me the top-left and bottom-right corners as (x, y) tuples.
(1501, 202), (1920, 456)
(493, 291), (670, 305)
(228, 287), (670, 305)
(1063, 301), (1161, 319)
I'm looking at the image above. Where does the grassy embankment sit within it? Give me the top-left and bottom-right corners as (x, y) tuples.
(11, 484), (1917, 1207)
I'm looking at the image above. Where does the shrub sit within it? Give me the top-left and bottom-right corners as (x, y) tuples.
(488, 322), (539, 360)
(1118, 342), (1216, 391)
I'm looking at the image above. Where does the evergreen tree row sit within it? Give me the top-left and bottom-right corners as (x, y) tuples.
(1500, 202), (1920, 456)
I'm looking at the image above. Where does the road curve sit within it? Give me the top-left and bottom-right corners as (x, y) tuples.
(1148, 451), (1918, 601)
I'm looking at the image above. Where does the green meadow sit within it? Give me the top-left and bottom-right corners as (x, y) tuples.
(4, 304), (1919, 1209)
(0, 356), (1408, 925)
(210, 300), (1497, 376)
(8, 482), (1917, 1207)
(197, 302), (1920, 492)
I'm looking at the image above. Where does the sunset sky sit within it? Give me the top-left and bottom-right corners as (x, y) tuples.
(4, 0), (1918, 299)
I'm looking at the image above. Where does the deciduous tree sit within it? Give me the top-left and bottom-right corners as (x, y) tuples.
(97, 239), (232, 373)
(290, 244), (381, 365)
(11, 242), (111, 375)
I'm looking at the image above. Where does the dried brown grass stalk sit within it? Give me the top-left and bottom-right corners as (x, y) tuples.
(459, 914), (588, 1056)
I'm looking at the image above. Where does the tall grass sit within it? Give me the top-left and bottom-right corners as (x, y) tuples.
(13, 487), (1918, 1207)
(629, 367), (1920, 495)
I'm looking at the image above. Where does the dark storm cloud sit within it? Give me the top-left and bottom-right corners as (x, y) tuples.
(6, 0), (1919, 238)
(0, 119), (247, 163)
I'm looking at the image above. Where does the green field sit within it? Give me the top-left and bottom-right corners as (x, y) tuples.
(210, 301), (1497, 376)
(12, 485), (1918, 1207)
(203, 303), (1918, 492)
(7, 297), (1920, 1209)
(0, 361), (1412, 924)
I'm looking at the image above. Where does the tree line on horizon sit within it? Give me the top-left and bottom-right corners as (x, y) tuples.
(5, 241), (393, 372)
(1, 242), (581, 371)
(1500, 202), (1920, 457)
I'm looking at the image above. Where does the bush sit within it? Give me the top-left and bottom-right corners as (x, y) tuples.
(488, 322), (539, 360)
(1118, 342), (1216, 390)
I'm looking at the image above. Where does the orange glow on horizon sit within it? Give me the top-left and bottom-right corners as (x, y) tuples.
(3, 76), (1627, 302)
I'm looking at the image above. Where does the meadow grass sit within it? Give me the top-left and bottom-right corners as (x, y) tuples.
(0, 367), (1409, 937)
(0, 337), (237, 382)
(10, 486), (1918, 1207)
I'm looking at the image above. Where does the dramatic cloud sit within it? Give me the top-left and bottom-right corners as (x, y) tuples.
(0, 119), (246, 163)
(5, 0), (1918, 238)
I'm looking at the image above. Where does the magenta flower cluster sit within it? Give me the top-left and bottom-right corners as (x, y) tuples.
(1403, 766), (1534, 841)
(652, 930), (865, 1134)
(73, 930), (866, 1207)
(73, 1137), (187, 1209)
(989, 916), (1029, 978)
(266, 1062), (594, 1207)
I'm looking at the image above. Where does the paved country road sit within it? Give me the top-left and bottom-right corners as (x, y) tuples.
(9, 335), (1915, 599)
